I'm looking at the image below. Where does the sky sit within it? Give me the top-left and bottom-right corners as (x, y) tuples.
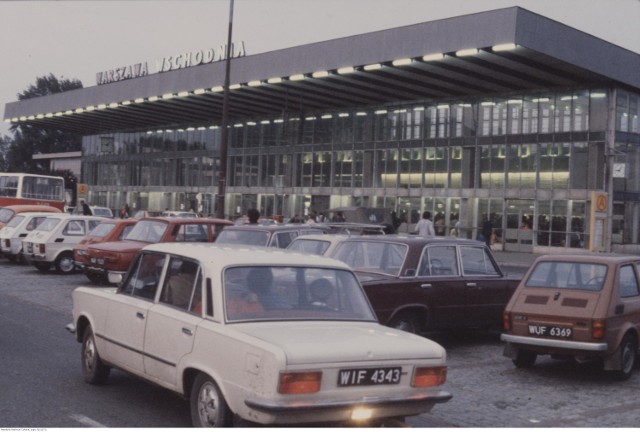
(1, 0), (639, 137)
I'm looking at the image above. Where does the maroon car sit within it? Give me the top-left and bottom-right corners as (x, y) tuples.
(74, 219), (138, 283)
(330, 235), (520, 334)
(84, 217), (232, 283)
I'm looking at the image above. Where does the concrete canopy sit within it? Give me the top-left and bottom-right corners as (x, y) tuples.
(4, 7), (640, 134)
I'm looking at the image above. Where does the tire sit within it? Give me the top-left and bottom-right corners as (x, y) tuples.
(190, 373), (232, 427)
(34, 262), (51, 272)
(513, 349), (537, 368)
(86, 272), (105, 285)
(389, 312), (421, 334)
(613, 334), (637, 380)
(81, 325), (110, 385)
(55, 252), (76, 274)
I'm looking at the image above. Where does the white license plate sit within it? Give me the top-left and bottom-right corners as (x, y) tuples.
(337, 367), (401, 387)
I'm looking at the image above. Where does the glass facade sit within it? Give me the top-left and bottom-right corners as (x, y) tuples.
(83, 87), (640, 250)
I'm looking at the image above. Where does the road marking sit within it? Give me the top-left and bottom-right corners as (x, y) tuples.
(70, 414), (107, 428)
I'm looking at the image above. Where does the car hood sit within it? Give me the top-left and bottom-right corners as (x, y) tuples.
(89, 240), (148, 253)
(233, 321), (445, 365)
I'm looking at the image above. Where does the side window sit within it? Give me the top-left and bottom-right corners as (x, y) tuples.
(273, 232), (295, 248)
(120, 252), (166, 300)
(88, 220), (102, 231)
(63, 220), (86, 236)
(460, 246), (500, 276)
(119, 225), (134, 240)
(418, 246), (459, 276)
(159, 257), (201, 312)
(619, 265), (640, 298)
(175, 224), (209, 242)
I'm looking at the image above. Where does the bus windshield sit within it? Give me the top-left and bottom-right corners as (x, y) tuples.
(0, 173), (65, 209)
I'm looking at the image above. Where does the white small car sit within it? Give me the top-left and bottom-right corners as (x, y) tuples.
(0, 211), (52, 262)
(22, 214), (105, 273)
(67, 244), (451, 427)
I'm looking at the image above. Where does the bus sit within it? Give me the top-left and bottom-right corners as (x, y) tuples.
(0, 173), (66, 210)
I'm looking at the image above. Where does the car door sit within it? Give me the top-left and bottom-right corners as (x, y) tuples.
(144, 256), (203, 386)
(415, 245), (468, 329)
(459, 245), (510, 327)
(102, 251), (166, 374)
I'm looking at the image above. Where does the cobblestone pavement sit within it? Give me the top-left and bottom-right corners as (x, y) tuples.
(410, 329), (640, 427)
(3, 258), (640, 428)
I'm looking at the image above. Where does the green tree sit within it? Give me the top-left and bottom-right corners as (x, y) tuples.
(6, 74), (84, 173)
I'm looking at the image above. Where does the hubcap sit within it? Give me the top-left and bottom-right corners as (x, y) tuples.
(197, 382), (220, 426)
(84, 337), (96, 372)
(59, 257), (75, 273)
(621, 342), (635, 373)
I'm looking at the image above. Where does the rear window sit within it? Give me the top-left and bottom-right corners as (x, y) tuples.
(525, 261), (608, 292)
(216, 229), (270, 247)
(7, 215), (25, 228)
(288, 239), (331, 255)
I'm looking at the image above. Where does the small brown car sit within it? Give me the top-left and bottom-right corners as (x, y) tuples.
(84, 217), (232, 282)
(502, 254), (640, 379)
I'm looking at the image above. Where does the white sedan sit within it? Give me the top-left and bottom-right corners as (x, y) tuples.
(67, 243), (451, 427)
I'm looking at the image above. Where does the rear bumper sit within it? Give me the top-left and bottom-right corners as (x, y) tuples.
(244, 389), (452, 424)
(501, 333), (608, 352)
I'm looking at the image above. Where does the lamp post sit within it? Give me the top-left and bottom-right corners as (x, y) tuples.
(215, 0), (234, 220)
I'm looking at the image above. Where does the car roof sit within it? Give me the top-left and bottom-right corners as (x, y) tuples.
(335, 234), (486, 247)
(2, 204), (62, 213)
(222, 224), (326, 232)
(140, 216), (232, 225)
(533, 254), (640, 265)
(142, 243), (353, 270)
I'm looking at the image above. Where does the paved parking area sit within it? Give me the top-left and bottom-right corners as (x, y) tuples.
(410, 329), (640, 427)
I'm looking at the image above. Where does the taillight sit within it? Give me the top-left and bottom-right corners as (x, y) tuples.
(592, 320), (606, 339)
(503, 311), (512, 331)
(411, 366), (447, 387)
(38, 244), (46, 254)
(278, 371), (322, 394)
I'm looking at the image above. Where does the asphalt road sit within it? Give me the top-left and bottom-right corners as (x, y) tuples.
(1, 258), (639, 428)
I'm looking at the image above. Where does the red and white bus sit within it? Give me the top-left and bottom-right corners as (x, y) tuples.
(0, 173), (65, 210)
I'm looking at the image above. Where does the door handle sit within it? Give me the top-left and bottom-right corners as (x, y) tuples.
(136, 312), (145, 319)
(182, 327), (193, 336)
(467, 282), (477, 288)
(421, 283), (432, 289)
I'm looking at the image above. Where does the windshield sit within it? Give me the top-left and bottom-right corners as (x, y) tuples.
(125, 220), (168, 243)
(0, 208), (16, 223)
(92, 208), (113, 217)
(224, 266), (376, 323)
(332, 241), (408, 276)
(287, 239), (331, 255)
(526, 261), (608, 292)
(7, 215), (25, 228)
(216, 229), (270, 247)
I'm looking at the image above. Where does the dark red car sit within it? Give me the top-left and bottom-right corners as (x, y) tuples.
(74, 219), (138, 283)
(330, 235), (520, 334)
(84, 217), (232, 282)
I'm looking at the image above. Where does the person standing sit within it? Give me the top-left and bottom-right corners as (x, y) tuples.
(247, 208), (260, 224)
(80, 200), (91, 216)
(482, 216), (493, 247)
(414, 211), (435, 237)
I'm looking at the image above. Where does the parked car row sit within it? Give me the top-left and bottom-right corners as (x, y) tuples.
(3, 207), (640, 426)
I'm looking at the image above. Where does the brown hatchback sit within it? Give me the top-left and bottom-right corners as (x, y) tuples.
(502, 254), (640, 379)
(84, 217), (232, 282)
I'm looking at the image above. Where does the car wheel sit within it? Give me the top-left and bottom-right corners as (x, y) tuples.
(34, 262), (51, 272)
(389, 312), (420, 334)
(613, 334), (637, 380)
(55, 252), (76, 274)
(513, 349), (537, 368)
(81, 325), (110, 385)
(190, 373), (232, 427)
(86, 272), (105, 285)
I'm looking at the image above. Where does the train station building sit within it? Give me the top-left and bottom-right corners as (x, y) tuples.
(4, 7), (640, 253)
